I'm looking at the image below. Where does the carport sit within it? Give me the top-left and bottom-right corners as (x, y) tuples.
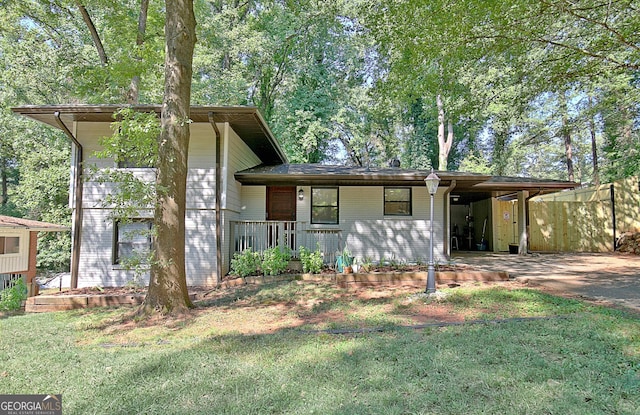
(446, 176), (580, 255)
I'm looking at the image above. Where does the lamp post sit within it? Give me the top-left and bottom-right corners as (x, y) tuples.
(424, 169), (440, 294)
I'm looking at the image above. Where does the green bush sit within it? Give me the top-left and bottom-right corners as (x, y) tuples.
(299, 245), (323, 274)
(0, 278), (28, 311)
(230, 249), (261, 278)
(261, 246), (291, 276)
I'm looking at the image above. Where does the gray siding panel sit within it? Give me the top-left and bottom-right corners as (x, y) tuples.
(224, 124), (262, 213)
(78, 208), (218, 287)
(339, 186), (445, 263)
(74, 120), (267, 287)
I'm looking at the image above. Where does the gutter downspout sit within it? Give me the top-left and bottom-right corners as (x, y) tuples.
(442, 180), (456, 258)
(54, 112), (83, 289)
(208, 113), (223, 283)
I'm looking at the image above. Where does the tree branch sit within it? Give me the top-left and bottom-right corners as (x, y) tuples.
(74, 1), (108, 65)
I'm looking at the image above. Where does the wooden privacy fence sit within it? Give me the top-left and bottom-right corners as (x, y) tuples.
(529, 176), (640, 252)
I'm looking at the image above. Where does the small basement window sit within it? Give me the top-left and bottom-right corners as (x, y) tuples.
(0, 237), (20, 255)
(384, 187), (412, 216)
(113, 219), (153, 265)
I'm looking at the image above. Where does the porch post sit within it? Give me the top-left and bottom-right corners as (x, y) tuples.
(517, 190), (529, 254)
(26, 231), (39, 297)
(208, 113), (223, 283)
(54, 112), (83, 289)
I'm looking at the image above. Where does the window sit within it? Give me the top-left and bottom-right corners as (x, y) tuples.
(113, 219), (153, 265)
(384, 188), (412, 216)
(0, 237), (20, 255)
(311, 188), (339, 224)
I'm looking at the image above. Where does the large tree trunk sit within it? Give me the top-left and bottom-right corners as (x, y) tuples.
(437, 94), (453, 170)
(141, 0), (196, 315)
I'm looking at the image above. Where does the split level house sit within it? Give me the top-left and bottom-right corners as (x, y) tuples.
(12, 105), (579, 288)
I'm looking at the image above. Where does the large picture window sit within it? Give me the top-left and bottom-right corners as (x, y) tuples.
(311, 187), (339, 224)
(113, 219), (153, 265)
(0, 236), (20, 255)
(384, 188), (412, 216)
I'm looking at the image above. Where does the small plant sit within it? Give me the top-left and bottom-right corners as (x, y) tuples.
(359, 256), (373, 272)
(230, 249), (261, 278)
(0, 278), (28, 311)
(396, 259), (409, 272)
(300, 244), (323, 274)
(120, 250), (153, 288)
(342, 245), (353, 267)
(261, 245), (291, 276)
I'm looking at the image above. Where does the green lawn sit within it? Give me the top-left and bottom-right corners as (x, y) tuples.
(1, 282), (639, 414)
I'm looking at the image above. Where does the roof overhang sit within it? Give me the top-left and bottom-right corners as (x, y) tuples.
(11, 104), (287, 165)
(235, 164), (580, 201)
(0, 216), (69, 232)
(234, 164), (491, 187)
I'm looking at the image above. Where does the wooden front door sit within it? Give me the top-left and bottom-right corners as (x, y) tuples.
(266, 186), (297, 250)
(266, 186), (296, 221)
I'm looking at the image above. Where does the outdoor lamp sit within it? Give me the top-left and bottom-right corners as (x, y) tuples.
(424, 169), (440, 294)
(424, 170), (440, 196)
(298, 189), (304, 200)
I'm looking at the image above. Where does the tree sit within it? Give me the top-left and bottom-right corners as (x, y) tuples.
(365, 0), (640, 179)
(140, 0), (197, 315)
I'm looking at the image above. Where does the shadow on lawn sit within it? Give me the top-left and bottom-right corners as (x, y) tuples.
(67, 279), (610, 345)
(67, 309), (640, 415)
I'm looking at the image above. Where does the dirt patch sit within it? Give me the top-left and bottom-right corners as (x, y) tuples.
(45, 285), (213, 297)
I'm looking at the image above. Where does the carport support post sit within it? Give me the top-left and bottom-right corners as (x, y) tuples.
(517, 190), (529, 254)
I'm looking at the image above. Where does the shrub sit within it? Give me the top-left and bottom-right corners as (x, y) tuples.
(230, 249), (261, 278)
(261, 246), (291, 276)
(0, 278), (28, 311)
(300, 245), (323, 274)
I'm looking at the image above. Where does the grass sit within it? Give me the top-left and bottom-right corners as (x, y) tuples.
(1, 281), (639, 414)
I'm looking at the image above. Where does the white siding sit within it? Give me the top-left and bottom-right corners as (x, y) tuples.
(238, 185), (446, 263)
(223, 124), (262, 213)
(239, 186), (267, 220)
(78, 208), (218, 287)
(77, 209), (129, 287)
(76, 122), (114, 169)
(184, 209), (218, 286)
(186, 123), (216, 210)
(299, 186), (446, 264)
(0, 230), (30, 274)
(73, 119), (268, 286)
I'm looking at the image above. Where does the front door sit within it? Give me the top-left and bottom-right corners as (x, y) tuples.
(267, 186), (297, 221)
(266, 186), (297, 250)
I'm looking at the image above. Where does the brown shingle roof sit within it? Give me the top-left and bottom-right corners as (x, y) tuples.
(0, 215), (68, 232)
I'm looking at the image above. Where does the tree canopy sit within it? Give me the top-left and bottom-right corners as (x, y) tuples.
(1, 0), (639, 277)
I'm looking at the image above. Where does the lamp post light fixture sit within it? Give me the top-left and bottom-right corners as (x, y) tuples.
(424, 169), (440, 294)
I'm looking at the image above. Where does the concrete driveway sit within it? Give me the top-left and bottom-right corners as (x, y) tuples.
(451, 252), (640, 312)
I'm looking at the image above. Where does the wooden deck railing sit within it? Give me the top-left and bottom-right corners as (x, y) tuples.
(230, 221), (342, 265)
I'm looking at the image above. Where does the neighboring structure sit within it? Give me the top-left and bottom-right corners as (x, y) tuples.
(12, 105), (579, 288)
(0, 215), (68, 295)
(529, 176), (640, 252)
